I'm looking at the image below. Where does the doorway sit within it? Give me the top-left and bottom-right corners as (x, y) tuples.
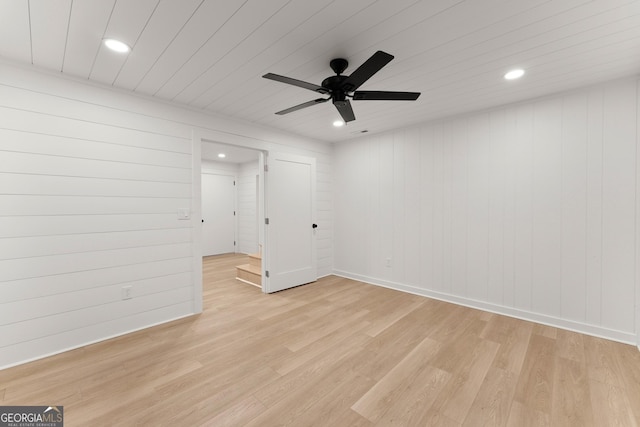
(192, 135), (318, 306)
(200, 141), (263, 288)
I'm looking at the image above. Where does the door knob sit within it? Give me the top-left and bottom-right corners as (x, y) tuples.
(312, 224), (318, 229)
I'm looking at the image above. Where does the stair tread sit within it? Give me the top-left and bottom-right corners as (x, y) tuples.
(236, 263), (261, 275)
(248, 253), (261, 260)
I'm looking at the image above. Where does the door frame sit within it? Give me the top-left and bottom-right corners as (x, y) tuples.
(191, 130), (268, 313)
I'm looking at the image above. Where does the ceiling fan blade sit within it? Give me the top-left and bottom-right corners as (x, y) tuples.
(341, 51), (394, 92)
(353, 91), (421, 101)
(275, 98), (329, 115)
(334, 99), (356, 122)
(263, 73), (328, 94)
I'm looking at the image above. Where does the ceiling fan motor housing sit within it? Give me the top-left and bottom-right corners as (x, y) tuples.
(322, 74), (349, 91)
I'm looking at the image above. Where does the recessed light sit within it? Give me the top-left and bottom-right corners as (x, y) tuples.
(104, 38), (131, 53)
(504, 69), (525, 80)
(333, 120), (345, 127)
(217, 153), (226, 158)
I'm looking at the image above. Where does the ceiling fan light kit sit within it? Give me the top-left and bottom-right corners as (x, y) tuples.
(263, 50), (420, 123)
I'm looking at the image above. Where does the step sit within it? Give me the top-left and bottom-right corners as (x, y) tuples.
(248, 253), (261, 268)
(236, 263), (261, 288)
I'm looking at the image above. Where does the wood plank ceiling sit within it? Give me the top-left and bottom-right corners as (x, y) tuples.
(1, 0), (639, 143)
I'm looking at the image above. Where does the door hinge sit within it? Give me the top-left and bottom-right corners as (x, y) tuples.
(264, 164), (269, 172)
(234, 241), (236, 245)
(265, 218), (269, 224)
(233, 180), (236, 185)
(265, 270), (270, 278)
(233, 211), (236, 216)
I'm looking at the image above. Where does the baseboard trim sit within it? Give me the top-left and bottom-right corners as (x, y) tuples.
(333, 269), (636, 346)
(0, 312), (198, 371)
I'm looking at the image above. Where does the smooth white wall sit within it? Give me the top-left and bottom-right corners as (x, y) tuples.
(334, 78), (638, 344)
(0, 61), (332, 369)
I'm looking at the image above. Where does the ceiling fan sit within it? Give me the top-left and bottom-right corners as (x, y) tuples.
(262, 50), (420, 123)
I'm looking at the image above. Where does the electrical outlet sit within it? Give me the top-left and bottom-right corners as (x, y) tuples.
(122, 285), (133, 300)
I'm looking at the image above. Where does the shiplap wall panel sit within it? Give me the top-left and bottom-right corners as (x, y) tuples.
(531, 99), (562, 317)
(431, 124), (445, 293)
(0, 243), (191, 282)
(561, 93), (589, 322)
(1, 174), (191, 198)
(379, 139), (395, 282)
(0, 107), (190, 153)
(0, 129), (192, 168)
(1, 286), (193, 348)
(392, 132), (406, 284)
(450, 120), (468, 297)
(466, 114), (490, 302)
(585, 88), (605, 326)
(316, 156), (333, 276)
(1, 272), (192, 325)
(513, 104), (534, 311)
(501, 108), (518, 308)
(334, 78), (638, 344)
(419, 125), (435, 291)
(600, 80), (637, 332)
(0, 229), (190, 260)
(403, 129), (421, 288)
(487, 109), (507, 305)
(1, 258), (192, 304)
(0, 152), (191, 183)
(0, 214), (189, 238)
(0, 195), (189, 216)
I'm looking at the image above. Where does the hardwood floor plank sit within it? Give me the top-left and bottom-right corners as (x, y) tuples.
(483, 316), (533, 374)
(615, 344), (640, 424)
(506, 400), (550, 427)
(463, 367), (518, 426)
(513, 334), (556, 416)
(252, 334), (370, 409)
(371, 364), (451, 426)
(0, 253), (639, 426)
(555, 328), (586, 364)
(246, 346), (373, 426)
(200, 395), (267, 427)
(588, 379), (636, 427)
(551, 357), (594, 426)
(270, 319), (371, 376)
(430, 339), (500, 423)
(351, 336), (442, 422)
(287, 374), (375, 427)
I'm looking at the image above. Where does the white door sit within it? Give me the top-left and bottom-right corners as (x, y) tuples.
(264, 152), (317, 293)
(202, 173), (235, 256)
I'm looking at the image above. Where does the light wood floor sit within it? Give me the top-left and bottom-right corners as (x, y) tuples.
(2, 254), (640, 426)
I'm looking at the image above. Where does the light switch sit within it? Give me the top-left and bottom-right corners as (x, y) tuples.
(177, 208), (191, 220)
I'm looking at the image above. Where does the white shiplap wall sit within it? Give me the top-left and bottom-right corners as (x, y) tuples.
(0, 72), (194, 370)
(0, 61), (333, 369)
(334, 78), (638, 344)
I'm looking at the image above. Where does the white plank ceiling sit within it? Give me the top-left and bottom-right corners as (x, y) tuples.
(1, 0), (639, 143)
